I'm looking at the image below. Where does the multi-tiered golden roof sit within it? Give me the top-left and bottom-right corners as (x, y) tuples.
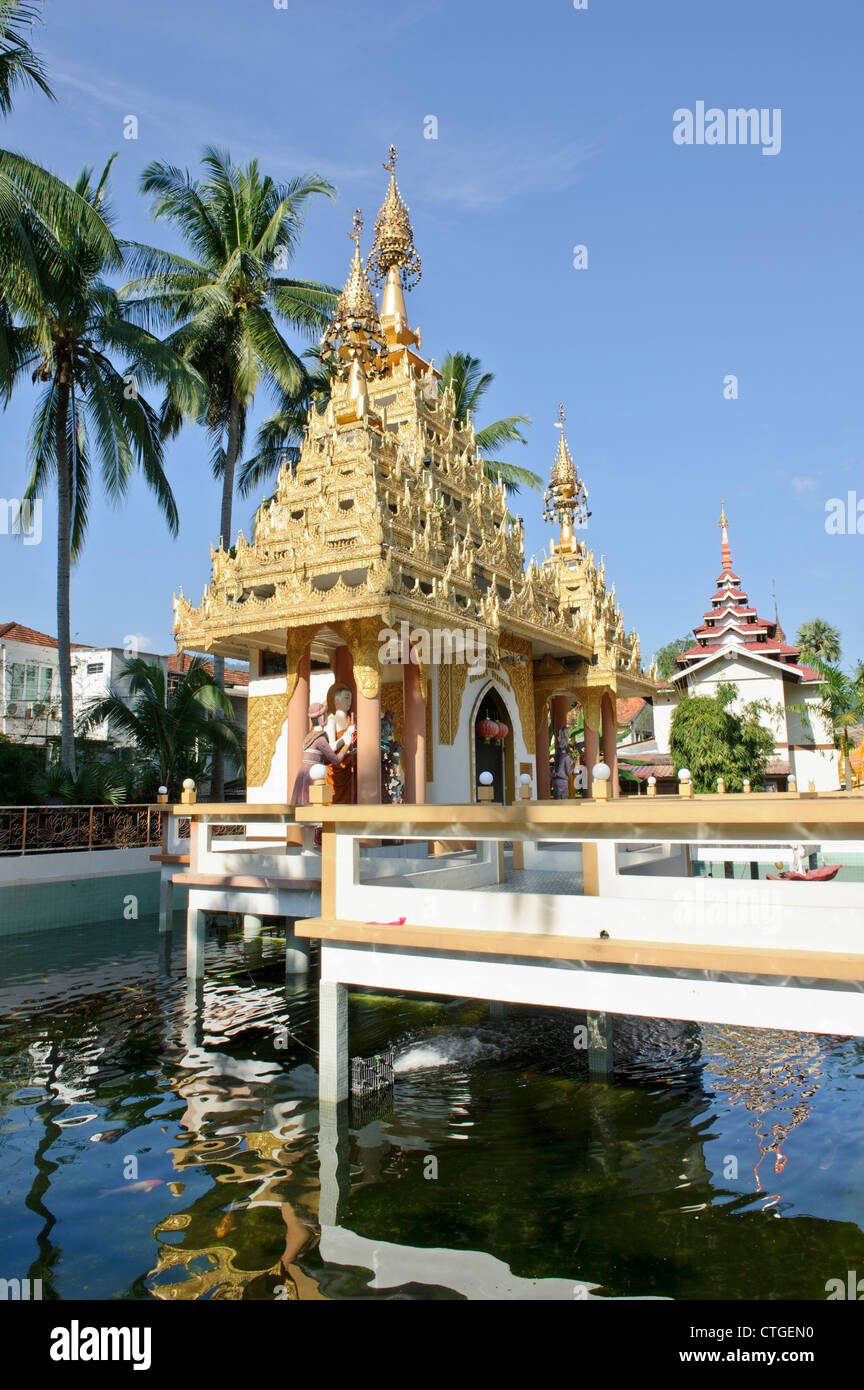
(173, 147), (654, 745)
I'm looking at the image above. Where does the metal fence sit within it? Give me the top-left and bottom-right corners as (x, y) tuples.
(0, 805), (168, 856)
(0, 806), (254, 855)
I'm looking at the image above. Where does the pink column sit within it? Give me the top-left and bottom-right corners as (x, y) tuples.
(403, 661), (426, 805)
(601, 693), (620, 798)
(334, 644), (356, 705)
(286, 645), (310, 803)
(551, 694), (570, 736)
(535, 705), (551, 799)
(356, 684), (381, 804)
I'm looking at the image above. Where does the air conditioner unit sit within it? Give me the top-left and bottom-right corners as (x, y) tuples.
(31, 703), (47, 716)
(6, 702), (21, 716)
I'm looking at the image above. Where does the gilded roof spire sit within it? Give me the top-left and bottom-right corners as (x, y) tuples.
(543, 404), (588, 553)
(321, 208), (388, 373)
(369, 145), (422, 290)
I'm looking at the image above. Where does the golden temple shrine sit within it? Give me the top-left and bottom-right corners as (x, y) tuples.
(173, 147), (656, 805)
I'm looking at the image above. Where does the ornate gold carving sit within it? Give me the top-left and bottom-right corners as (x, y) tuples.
(575, 687), (603, 734)
(449, 663), (470, 744)
(337, 616), (383, 699)
(172, 162), (656, 718)
(438, 664), (452, 744)
(369, 146), (421, 289)
(500, 633), (535, 749)
(246, 693), (287, 787)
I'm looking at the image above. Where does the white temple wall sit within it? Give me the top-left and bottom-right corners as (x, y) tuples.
(426, 669), (533, 804)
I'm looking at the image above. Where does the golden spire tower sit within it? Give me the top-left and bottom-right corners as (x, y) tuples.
(369, 145), (421, 289)
(543, 404), (589, 554)
(321, 209), (388, 415)
(369, 146), (422, 348)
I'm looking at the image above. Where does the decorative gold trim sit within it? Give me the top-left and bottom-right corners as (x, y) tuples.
(246, 693), (287, 787)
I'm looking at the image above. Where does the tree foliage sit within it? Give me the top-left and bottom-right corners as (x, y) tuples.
(796, 618), (841, 667)
(79, 656), (243, 799)
(669, 682), (775, 792)
(438, 351), (539, 495)
(0, 733), (43, 802)
(654, 636), (691, 679)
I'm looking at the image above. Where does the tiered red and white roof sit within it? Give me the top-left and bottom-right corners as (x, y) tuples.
(670, 506), (821, 685)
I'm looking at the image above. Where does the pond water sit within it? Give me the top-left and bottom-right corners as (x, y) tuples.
(0, 915), (862, 1301)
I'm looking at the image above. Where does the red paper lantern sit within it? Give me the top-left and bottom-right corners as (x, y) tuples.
(496, 722), (509, 741)
(477, 718), (499, 743)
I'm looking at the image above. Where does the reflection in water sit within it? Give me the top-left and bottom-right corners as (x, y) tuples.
(701, 1025), (826, 1214)
(0, 916), (863, 1300)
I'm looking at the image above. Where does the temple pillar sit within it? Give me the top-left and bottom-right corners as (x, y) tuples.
(580, 691), (602, 797)
(535, 704), (551, 799)
(601, 692), (620, 798)
(334, 644), (356, 705)
(551, 694), (570, 735)
(403, 661), (426, 804)
(286, 645), (311, 802)
(356, 683), (381, 803)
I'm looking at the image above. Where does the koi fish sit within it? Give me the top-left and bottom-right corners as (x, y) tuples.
(102, 1179), (164, 1195)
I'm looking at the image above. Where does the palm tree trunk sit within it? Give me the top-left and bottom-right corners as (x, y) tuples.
(55, 372), (75, 775)
(210, 391), (241, 802)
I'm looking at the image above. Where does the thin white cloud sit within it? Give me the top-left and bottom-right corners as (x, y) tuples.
(423, 129), (604, 210)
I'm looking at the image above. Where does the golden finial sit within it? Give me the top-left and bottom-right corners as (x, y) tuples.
(543, 403), (588, 549)
(369, 144), (421, 290)
(719, 499), (728, 529)
(321, 208), (387, 373)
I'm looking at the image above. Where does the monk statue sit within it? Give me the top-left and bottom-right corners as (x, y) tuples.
(291, 702), (354, 805)
(326, 682), (356, 803)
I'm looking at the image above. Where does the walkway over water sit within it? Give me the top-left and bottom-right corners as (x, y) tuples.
(164, 791), (864, 1100)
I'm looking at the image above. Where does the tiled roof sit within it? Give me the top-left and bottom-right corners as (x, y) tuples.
(169, 652), (249, 687)
(619, 754), (792, 779)
(0, 621), (90, 650)
(616, 697), (647, 725)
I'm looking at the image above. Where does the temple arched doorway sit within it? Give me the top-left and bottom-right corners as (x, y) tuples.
(473, 687), (515, 803)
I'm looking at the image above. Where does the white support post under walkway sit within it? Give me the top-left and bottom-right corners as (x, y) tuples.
(186, 905), (206, 980)
(587, 1011), (614, 1078)
(158, 870), (174, 933)
(285, 919), (310, 975)
(319, 980), (349, 1104)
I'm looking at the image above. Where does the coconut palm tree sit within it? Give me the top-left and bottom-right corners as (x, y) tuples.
(0, 2), (119, 392)
(121, 146), (336, 797)
(438, 351), (540, 495)
(0, 0), (49, 113)
(80, 657), (243, 800)
(796, 619), (841, 667)
(815, 663), (864, 791)
(7, 157), (197, 774)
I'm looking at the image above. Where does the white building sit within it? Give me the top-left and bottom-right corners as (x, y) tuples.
(0, 622), (248, 786)
(618, 511), (839, 792)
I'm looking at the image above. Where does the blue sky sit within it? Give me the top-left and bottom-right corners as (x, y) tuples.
(2, 0), (862, 663)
